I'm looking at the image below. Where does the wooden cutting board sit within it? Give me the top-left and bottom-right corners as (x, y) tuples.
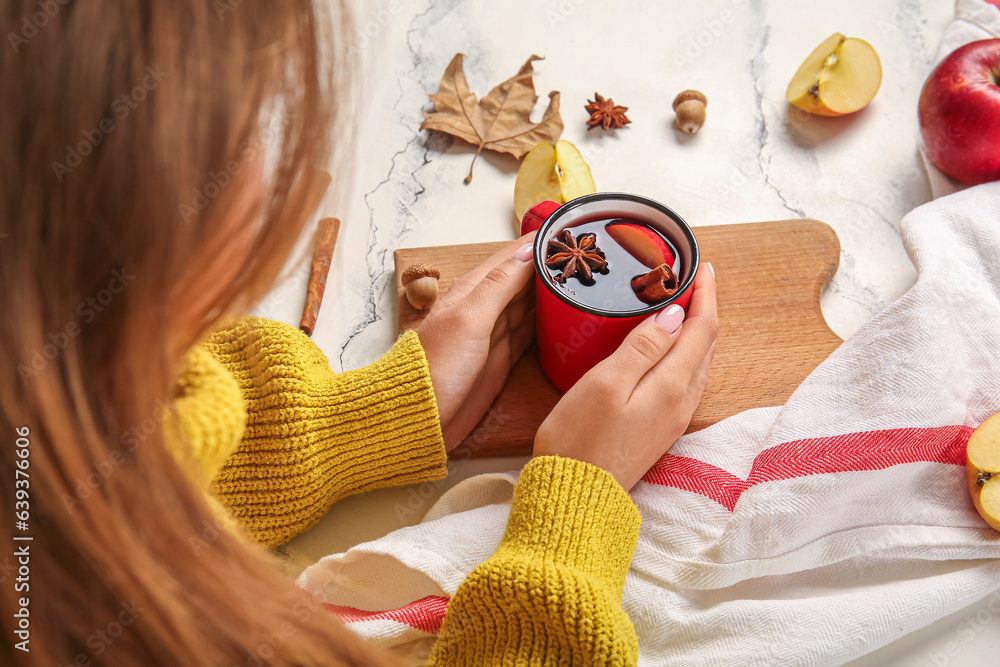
(395, 219), (843, 458)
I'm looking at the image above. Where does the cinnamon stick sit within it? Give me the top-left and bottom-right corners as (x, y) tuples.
(299, 217), (341, 336)
(630, 263), (678, 305)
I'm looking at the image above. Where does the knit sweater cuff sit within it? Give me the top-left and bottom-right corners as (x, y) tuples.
(497, 456), (641, 597)
(321, 330), (448, 491)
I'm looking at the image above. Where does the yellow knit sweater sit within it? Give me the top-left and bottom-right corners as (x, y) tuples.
(174, 316), (641, 665)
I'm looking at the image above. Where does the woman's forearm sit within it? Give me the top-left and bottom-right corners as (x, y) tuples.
(428, 455), (641, 666)
(200, 317), (448, 547)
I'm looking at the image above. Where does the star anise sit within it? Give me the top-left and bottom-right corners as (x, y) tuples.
(545, 230), (609, 285)
(585, 93), (631, 131)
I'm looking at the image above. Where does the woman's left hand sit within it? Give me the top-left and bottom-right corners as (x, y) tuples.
(416, 234), (536, 451)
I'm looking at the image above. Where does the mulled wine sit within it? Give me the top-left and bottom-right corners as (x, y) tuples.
(542, 217), (682, 314)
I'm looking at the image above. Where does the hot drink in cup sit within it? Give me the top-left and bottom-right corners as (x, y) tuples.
(528, 193), (699, 392)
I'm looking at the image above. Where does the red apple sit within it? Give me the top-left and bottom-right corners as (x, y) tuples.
(605, 221), (675, 269)
(918, 39), (1000, 185)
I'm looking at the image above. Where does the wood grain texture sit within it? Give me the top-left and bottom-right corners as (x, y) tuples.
(394, 219), (843, 458)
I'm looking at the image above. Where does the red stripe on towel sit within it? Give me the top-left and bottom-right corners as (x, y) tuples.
(323, 594), (449, 634)
(642, 454), (750, 510)
(642, 425), (972, 511)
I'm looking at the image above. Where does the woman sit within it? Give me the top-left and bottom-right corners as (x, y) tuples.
(0, 1), (717, 665)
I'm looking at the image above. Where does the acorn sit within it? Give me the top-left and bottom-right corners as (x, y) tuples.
(673, 89), (707, 134)
(401, 263), (440, 310)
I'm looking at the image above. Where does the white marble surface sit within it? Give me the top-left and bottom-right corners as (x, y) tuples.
(257, 0), (1000, 664)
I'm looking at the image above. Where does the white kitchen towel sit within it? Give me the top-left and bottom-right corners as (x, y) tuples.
(299, 178), (1000, 664)
(920, 0), (1000, 198)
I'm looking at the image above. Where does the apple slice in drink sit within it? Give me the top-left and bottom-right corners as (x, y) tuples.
(605, 221), (675, 270)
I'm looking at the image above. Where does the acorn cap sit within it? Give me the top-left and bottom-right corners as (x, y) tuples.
(401, 263), (440, 286)
(673, 89), (707, 111)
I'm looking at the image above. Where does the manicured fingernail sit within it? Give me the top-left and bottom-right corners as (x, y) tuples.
(707, 262), (715, 278)
(513, 243), (533, 262)
(654, 304), (685, 333)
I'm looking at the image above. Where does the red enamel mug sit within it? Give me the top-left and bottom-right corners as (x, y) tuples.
(521, 193), (700, 393)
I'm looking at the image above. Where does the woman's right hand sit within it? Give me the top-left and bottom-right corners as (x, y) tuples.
(533, 263), (719, 491)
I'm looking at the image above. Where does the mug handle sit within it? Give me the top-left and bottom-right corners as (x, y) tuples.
(520, 200), (561, 236)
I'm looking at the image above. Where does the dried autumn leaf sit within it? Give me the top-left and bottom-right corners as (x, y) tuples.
(420, 53), (564, 183)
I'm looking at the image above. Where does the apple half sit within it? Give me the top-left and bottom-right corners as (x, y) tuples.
(786, 33), (882, 116)
(514, 140), (596, 224)
(967, 411), (1000, 531)
(605, 221), (675, 270)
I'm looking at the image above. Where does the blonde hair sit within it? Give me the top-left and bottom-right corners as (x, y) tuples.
(0, 1), (392, 664)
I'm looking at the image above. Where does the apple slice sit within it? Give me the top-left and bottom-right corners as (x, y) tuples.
(605, 221), (675, 270)
(786, 33), (882, 116)
(968, 411), (1000, 532)
(514, 140), (596, 224)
